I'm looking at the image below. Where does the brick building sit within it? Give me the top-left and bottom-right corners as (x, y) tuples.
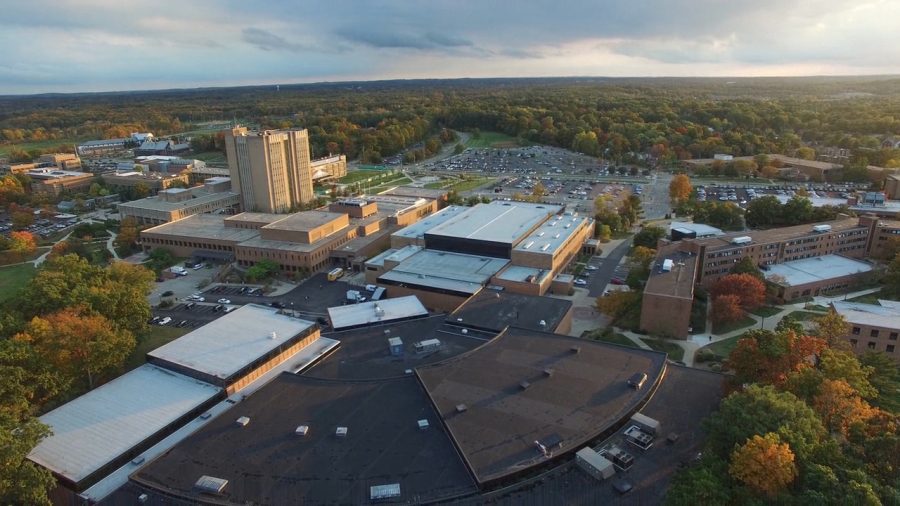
(831, 300), (900, 362)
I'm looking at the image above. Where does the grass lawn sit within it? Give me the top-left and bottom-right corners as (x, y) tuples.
(703, 334), (745, 358)
(339, 169), (397, 185)
(0, 246), (50, 266)
(366, 176), (414, 193)
(0, 138), (84, 157)
(640, 338), (686, 361)
(785, 310), (828, 322)
(424, 176), (497, 192)
(192, 151), (226, 163)
(749, 306), (783, 317)
(582, 329), (640, 348)
(0, 263), (36, 304)
(712, 315), (757, 335)
(125, 325), (191, 371)
(465, 131), (529, 149)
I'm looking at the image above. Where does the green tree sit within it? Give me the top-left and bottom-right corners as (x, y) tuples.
(883, 252), (900, 298)
(633, 226), (666, 248)
(665, 456), (734, 505)
(0, 415), (54, 506)
(245, 259), (280, 282)
(812, 311), (850, 348)
(730, 257), (764, 280)
(858, 352), (900, 413)
(746, 195), (782, 228)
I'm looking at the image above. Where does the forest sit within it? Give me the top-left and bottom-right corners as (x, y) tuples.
(2, 76), (900, 167)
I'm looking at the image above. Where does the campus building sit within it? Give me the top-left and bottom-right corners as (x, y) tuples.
(683, 154), (842, 181)
(117, 178), (240, 225)
(101, 171), (191, 195)
(26, 168), (96, 196)
(642, 215), (891, 339)
(139, 195), (437, 273)
(310, 154), (348, 181)
(224, 127), (314, 213)
(831, 300), (900, 362)
(77, 138), (130, 156)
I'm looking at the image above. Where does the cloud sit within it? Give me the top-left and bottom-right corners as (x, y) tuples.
(242, 28), (307, 52)
(338, 28), (474, 50)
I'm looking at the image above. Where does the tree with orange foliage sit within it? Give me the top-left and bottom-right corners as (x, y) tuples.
(712, 294), (744, 326)
(729, 433), (797, 498)
(7, 231), (36, 260)
(726, 329), (828, 387)
(813, 379), (878, 436)
(710, 273), (766, 310)
(12, 308), (135, 389)
(668, 174), (692, 204)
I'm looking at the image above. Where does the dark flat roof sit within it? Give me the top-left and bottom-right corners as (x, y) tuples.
(311, 315), (491, 380)
(132, 373), (476, 504)
(450, 289), (573, 333)
(416, 327), (667, 484)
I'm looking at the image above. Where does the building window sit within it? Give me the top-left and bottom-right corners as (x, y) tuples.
(868, 342), (876, 350)
(888, 345), (895, 353)
(850, 339), (858, 347)
(870, 329), (879, 338)
(890, 332), (898, 341)
(852, 327), (861, 335)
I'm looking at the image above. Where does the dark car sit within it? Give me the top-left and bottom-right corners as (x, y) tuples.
(610, 277), (626, 285)
(213, 304), (223, 312)
(177, 320), (189, 328)
(270, 301), (285, 309)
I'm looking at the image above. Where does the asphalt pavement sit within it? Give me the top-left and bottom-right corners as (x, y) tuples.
(586, 240), (632, 297)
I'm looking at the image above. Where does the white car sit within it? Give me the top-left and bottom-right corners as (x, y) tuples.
(574, 279), (588, 286)
(217, 298), (231, 304)
(187, 295), (205, 302)
(585, 265), (599, 271)
(158, 317), (172, 326)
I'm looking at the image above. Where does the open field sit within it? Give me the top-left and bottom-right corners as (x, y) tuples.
(785, 310), (828, 322)
(0, 139), (83, 157)
(749, 306), (783, 318)
(464, 131), (528, 149)
(424, 176), (497, 192)
(192, 151), (226, 164)
(0, 263), (35, 304)
(712, 315), (756, 335)
(365, 176), (414, 193)
(338, 169), (399, 185)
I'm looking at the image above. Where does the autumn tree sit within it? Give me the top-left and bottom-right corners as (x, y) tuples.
(729, 433), (797, 498)
(597, 224), (611, 241)
(668, 174), (692, 204)
(710, 273), (766, 310)
(596, 290), (641, 320)
(7, 231), (36, 260)
(0, 415), (54, 505)
(14, 308), (135, 389)
(632, 226), (666, 248)
(811, 311), (850, 348)
(813, 379), (878, 436)
(725, 329), (828, 387)
(114, 216), (139, 252)
(712, 294), (744, 326)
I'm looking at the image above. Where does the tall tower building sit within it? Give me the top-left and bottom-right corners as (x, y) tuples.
(223, 127), (314, 213)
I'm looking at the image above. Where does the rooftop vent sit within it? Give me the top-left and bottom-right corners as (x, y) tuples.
(456, 404), (468, 413)
(417, 419), (430, 430)
(335, 426), (348, 437)
(295, 425), (309, 436)
(541, 243), (551, 251)
(269, 331), (278, 340)
(544, 368), (554, 377)
(813, 224), (832, 233)
(539, 319), (547, 328)
(730, 236), (752, 245)
(570, 346), (581, 354)
(520, 380), (531, 390)
(523, 241), (534, 249)
(235, 416), (250, 427)
(195, 476), (228, 494)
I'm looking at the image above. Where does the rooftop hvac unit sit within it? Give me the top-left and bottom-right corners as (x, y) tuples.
(730, 236), (752, 245)
(554, 233), (561, 239)
(417, 419), (430, 430)
(813, 224), (832, 233)
(570, 346), (581, 354)
(335, 426), (348, 437)
(295, 425), (309, 436)
(662, 259), (674, 272)
(538, 232), (545, 237)
(456, 404), (468, 413)
(195, 476), (228, 494)
(541, 243), (551, 251)
(235, 416), (250, 427)
(539, 319), (547, 328)
(565, 224), (571, 229)
(523, 241), (534, 249)
(544, 368), (554, 377)
(269, 331), (278, 340)
(370, 484), (401, 501)
(520, 380), (531, 390)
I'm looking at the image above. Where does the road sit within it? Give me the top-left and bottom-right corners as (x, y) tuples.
(641, 171), (672, 220)
(585, 239), (632, 297)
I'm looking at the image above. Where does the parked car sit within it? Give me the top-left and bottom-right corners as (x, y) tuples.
(585, 265), (599, 271)
(212, 304), (223, 312)
(148, 316), (160, 324)
(611, 277), (626, 285)
(158, 317), (172, 326)
(217, 298), (231, 304)
(270, 301), (285, 309)
(176, 320), (189, 328)
(574, 278), (588, 286)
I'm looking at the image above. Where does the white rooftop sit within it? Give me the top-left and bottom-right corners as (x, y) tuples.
(831, 300), (900, 329)
(379, 249), (509, 295)
(365, 245), (422, 268)
(327, 295), (428, 330)
(148, 304), (316, 380)
(425, 201), (561, 245)
(513, 213), (589, 255)
(765, 255), (873, 286)
(669, 221), (724, 237)
(391, 205), (468, 240)
(28, 365), (220, 486)
(495, 265), (550, 283)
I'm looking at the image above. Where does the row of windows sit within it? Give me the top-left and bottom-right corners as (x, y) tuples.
(849, 339), (896, 353)
(851, 327), (899, 340)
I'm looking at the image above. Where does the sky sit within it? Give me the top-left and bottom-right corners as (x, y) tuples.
(2, 0), (899, 95)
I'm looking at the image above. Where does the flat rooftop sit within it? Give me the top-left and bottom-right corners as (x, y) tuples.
(494, 265), (551, 284)
(513, 213), (589, 256)
(425, 201), (561, 246)
(148, 304), (316, 382)
(327, 295), (428, 330)
(378, 249), (509, 296)
(141, 214), (259, 242)
(643, 249), (699, 299)
(364, 245), (422, 268)
(310, 315), (491, 380)
(261, 210), (346, 232)
(118, 190), (238, 212)
(381, 185), (450, 200)
(669, 221), (724, 237)
(692, 217), (863, 249)
(416, 327), (667, 484)
(391, 205), (468, 240)
(450, 289), (572, 333)
(764, 254), (873, 286)
(224, 212), (285, 226)
(132, 374), (476, 504)
(831, 300), (900, 329)
(28, 365), (221, 488)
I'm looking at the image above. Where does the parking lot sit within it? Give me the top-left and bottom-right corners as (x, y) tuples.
(695, 181), (870, 210)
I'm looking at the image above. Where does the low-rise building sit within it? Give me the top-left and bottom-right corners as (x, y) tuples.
(77, 138), (130, 156)
(310, 154), (347, 180)
(117, 179), (240, 226)
(38, 153), (82, 171)
(101, 171), (190, 195)
(27, 168), (96, 195)
(764, 254), (874, 302)
(639, 248), (699, 339)
(134, 139), (190, 157)
(831, 300), (900, 361)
